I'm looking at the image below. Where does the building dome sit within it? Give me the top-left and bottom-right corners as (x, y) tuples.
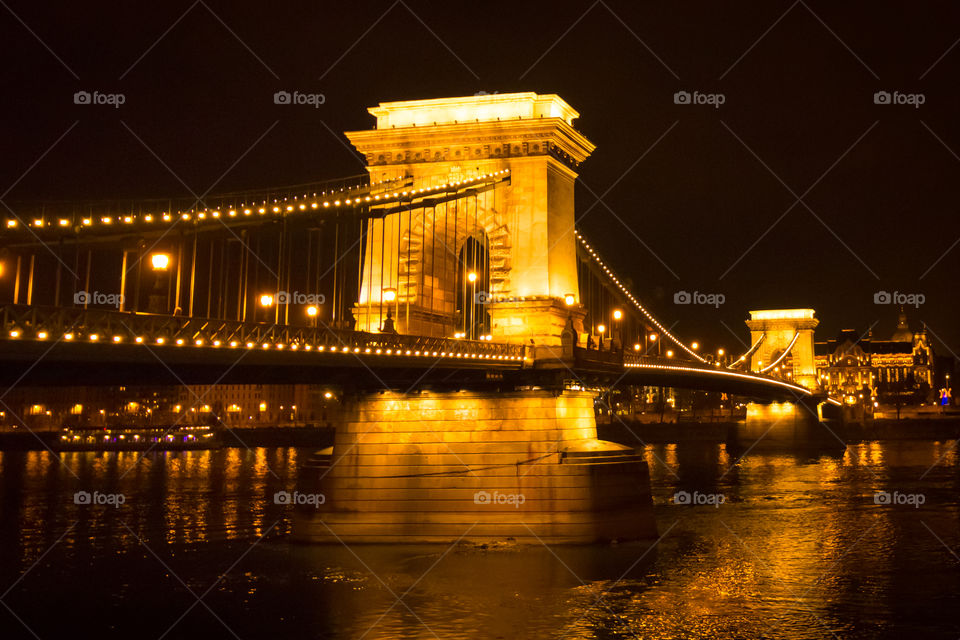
(891, 307), (912, 342)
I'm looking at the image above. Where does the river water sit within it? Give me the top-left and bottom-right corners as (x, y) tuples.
(1, 441), (958, 639)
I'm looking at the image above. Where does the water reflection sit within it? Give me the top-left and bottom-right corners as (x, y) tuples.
(1, 441), (958, 639)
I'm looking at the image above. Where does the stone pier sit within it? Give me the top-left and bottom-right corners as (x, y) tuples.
(293, 389), (656, 544)
(739, 399), (843, 451)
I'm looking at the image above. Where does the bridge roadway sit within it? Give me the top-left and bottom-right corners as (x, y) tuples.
(0, 304), (811, 399)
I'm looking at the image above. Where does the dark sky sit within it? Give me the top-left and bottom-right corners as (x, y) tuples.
(1, 1), (958, 359)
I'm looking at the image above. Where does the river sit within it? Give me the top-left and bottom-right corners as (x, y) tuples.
(1, 441), (958, 639)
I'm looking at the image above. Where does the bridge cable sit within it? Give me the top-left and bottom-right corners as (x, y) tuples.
(759, 331), (800, 374)
(574, 230), (707, 363)
(728, 332), (766, 369)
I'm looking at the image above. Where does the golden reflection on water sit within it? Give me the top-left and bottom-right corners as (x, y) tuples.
(3, 441), (959, 639)
(7, 447), (298, 563)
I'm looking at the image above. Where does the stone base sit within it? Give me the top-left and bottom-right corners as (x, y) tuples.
(293, 389), (657, 544)
(737, 401), (844, 451)
(487, 297), (580, 347)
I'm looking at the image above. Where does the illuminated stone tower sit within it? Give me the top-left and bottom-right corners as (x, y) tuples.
(745, 309), (820, 391)
(345, 93), (595, 346)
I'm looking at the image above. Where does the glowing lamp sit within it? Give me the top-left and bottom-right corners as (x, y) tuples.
(382, 288), (397, 303)
(259, 294), (274, 308)
(564, 293), (576, 306)
(150, 253), (170, 271)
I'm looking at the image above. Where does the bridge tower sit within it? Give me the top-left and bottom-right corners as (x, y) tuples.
(740, 309), (838, 450)
(294, 94), (656, 545)
(745, 309), (820, 391)
(346, 93), (594, 346)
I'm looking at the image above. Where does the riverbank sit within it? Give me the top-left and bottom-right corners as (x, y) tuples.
(598, 416), (960, 445)
(0, 425), (335, 451)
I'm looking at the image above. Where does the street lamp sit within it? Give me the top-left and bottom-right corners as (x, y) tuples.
(691, 341), (699, 351)
(306, 305), (318, 327)
(148, 253), (172, 313)
(380, 287), (398, 333)
(150, 253), (170, 271)
(259, 294), (274, 322)
(647, 332), (660, 356)
(466, 271), (477, 283)
(597, 324), (606, 350)
(612, 309), (622, 350)
(564, 293), (576, 306)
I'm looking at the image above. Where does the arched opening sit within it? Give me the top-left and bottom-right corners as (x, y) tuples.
(455, 234), (489, 339)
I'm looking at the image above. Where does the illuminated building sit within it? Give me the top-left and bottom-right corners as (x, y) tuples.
(815, 308), (935, 404)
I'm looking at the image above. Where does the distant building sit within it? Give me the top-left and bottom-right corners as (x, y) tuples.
(814, 308), (935, 405)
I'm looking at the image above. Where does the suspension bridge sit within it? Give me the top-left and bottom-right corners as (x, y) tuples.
(0, 93), (830, 543)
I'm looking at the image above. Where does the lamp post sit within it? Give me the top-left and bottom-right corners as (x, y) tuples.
(148, 252), (171, 313)
(612, 309), (622, 351)
(259, 294), (274, 323)
(381, 287), (397, 333)
(306, 305), (318, 328)
(465, 272), (477, 339)
(562, 293), (577, 347)
(597, 324), (606, 350)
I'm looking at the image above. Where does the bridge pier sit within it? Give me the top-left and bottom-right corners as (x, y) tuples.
(293, 389), (656, 544)
(738, 399), (844, 451)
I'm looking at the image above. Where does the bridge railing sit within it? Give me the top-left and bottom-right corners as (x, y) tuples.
(0, 305), (526, 361)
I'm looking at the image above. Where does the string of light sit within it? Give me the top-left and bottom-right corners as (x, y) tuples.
(624, 360), (812, 395)
(4, 170), (510, 232)
(759, 331), (800, 374)
(5, 328), (524, 361)
(574, 230), (707, 363)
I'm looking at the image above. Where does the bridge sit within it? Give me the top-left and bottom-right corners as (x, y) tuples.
(0, 92), (827, 544)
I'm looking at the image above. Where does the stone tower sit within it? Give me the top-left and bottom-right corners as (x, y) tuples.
(745, 309), (820, 391)
(345, 93), (595, 346)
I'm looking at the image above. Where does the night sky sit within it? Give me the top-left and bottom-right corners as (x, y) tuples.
(2, 1), (958, 358)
